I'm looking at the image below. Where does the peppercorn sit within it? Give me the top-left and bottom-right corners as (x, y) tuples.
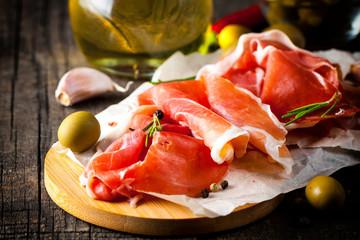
(210, 183), (219, 192)
(154, 110), (164, 120)
(201, 188), (209, 198)
(220, 180), (229, 189)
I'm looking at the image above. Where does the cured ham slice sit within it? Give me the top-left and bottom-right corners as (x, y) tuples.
(197, 30), (304, 85)
(259, 45), (338, 119)
(201, 74), (293, 173)
(82, 130), (228, 202)
(82, 103), (231, 202)
(123, 131), (229, 197)
(138, 81), (250, 164)
(83, 129), (146, 201)
(128, 105), (192, 137)
(138, 80), (210, 108)
(197, 30), (357, 128)
(163, 98), (250, 163)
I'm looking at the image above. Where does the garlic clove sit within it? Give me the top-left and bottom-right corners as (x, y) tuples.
(55, 67), (132, 106)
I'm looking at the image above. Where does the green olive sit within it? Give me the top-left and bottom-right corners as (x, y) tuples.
(305, 175), (346, 211)
(58, 111), (101, 152)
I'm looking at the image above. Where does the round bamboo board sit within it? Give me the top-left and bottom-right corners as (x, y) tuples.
(44, 147), (283, 236)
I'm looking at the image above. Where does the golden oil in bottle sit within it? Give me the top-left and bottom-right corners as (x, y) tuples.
(69, 0), (213, 78)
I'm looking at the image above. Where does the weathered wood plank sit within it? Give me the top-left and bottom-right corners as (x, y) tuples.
(0, 0), (24, 239)
(1, 0), (360, 239)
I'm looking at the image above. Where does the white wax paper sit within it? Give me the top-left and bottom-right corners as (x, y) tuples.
(55, 49), (360, 218)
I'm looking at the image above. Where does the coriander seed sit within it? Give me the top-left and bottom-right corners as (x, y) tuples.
(210, 183), (219, 192)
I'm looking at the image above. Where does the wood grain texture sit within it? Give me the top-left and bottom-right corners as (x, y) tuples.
(1, 0), (360, 239)
(44, 146), (283, 236)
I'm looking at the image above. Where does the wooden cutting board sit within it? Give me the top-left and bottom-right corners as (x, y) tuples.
(44, 146), (283, 236)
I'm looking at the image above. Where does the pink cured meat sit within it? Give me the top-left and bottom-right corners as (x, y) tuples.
(123, 131), (228, 197)
(82, 105), (229, 202)
(83, 130), (228, 200)
(83, 129), (146, 201)
(138, 80), (210, 108)
(259, 43), (338, 119)
(197, 30), (353, 128)
(138, 81), (250, 164)
(83, 105), (191, 201)
(128, 105), (192, 137)
(201, 74), (293, 173)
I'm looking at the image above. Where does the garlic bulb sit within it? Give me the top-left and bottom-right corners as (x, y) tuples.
(55, 67), (133, 106)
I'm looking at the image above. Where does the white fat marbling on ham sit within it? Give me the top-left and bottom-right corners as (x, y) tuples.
(196, 30), (310, 79)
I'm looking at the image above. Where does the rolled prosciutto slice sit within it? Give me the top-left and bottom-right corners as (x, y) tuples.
(201, 74), (293, 173)
(128, 105), (192, 137)
(197, 30), (357, 128)
(123, 131), (229, 197)
(82, 130), (228, 203)
(82, 129), (146, 202)
(138, 80), (210, 108)
(138, 81), (250, 164)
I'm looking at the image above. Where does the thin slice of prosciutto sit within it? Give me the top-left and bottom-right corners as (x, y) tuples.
(82, 130), (228, 202)
(201, 74), (293, 174)
(123, 131), (229, 197)
(82, 105), (230, 203)
(128, 105), (193, 138)
(83, 129), (146, 201)
(197, 30), (357, 128)
(138, 81), (250, 164)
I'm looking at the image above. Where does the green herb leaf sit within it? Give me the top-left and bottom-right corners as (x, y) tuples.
(143, 111), (163, 147)
(142, 120), (154, 132)
(282, 92), (341, 126)
(321, 92), (340, 118)
(149, 76), (196, 85)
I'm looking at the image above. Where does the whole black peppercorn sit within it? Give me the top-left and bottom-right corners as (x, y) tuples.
(154, 110), (164, 120)
(201, 188), (209, 198)
(220, 180), (229, 190)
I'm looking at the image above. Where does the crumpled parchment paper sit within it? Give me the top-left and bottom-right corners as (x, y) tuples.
(54, 49), (360, 218)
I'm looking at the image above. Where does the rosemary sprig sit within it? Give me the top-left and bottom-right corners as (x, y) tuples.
(142, 110), (163, 147)
(282, 92), (341, 126)
(149, 75), (196, 85)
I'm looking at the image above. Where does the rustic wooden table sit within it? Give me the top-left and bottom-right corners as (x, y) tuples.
(1, 0), (360, 239)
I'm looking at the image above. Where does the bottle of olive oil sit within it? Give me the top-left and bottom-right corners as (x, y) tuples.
(264, 0), (360, 50)
(69, 0), (212, 78)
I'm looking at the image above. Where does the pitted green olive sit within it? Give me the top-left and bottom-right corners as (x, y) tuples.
(305, 175), (346, 211)
(58, 111), (101, 152)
